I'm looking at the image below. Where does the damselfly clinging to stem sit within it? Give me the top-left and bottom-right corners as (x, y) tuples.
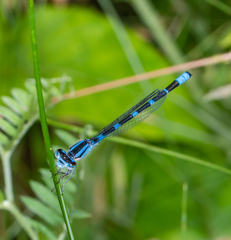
(54, 72), (192, 192)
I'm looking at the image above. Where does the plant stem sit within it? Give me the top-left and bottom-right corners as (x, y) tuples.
(47, 119), (231, 176)
(28, 1), (74, 239)
(1, 116), (39, 203)
(2, 152), (14, 202)
(181, 182), (188, 240)
(51, 52), (231, 103)
(0, 201), (38, 240)
(205, 0), (231, 16)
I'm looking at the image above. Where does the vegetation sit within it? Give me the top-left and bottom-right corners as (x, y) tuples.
(0, 0), (231, 239)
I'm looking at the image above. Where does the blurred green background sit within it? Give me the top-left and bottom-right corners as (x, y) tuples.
(1, 0), (231, 239)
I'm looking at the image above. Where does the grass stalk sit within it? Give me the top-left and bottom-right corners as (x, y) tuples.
(28, 1), (74, 239)
(181, 182), (188, 240)
(0, 201), (38, 240)
(205, 0), (231, 16)
(131, 0), (184, 64)
(47, 119), (231, 176)
(51, 52), (231, 103)
(1, 152), (13, 202)
(97, 0), (151, 92)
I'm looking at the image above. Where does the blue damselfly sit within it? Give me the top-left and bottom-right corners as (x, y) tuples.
(54, 72), (192, 191)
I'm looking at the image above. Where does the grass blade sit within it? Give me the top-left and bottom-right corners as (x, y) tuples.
(97, 0), (151, 92)
(47, 119), (231, 175)
(205, 0), (231, 16)
(28, 0), (74, 239)
(131, 0), (184, 64)
(181, 182), (188, 240)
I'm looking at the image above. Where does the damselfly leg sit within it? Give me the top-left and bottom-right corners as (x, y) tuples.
(51, 169), (74, 193)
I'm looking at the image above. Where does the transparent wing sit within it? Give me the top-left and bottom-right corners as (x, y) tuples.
(108, 95), (166, 137)
(90, 89), (165, 140)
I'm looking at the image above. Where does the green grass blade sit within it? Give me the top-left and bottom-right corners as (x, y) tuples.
(181, 182), (188, 240)
(205, 0), (231, 16)
(112, 137), (231, 175)
(97, 0), (151, 92)
(131, 0), (184, 64)
(47, 119), (231, 175)
(55, 129), (78, 146)
(28, 0), (74, 239)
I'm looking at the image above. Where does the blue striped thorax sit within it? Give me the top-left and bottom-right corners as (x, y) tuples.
(55, 139), (96, 169)
(68, 139), (95, 160)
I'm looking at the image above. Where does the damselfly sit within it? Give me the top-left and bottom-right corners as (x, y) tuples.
(54, 72), (192, 191)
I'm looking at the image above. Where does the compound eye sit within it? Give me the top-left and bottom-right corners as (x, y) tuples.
(55, 149), (65, 158)
(55, 149), (61, 158)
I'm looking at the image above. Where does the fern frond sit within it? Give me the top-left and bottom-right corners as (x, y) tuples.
(20, 169), (90, 238)
(0, 76), (72, 152)
(0, 76), (74, 238)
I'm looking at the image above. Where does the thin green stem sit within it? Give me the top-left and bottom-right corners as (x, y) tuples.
(1, 116), (39, 203)
(47, 119), (231, 176)
(28, 1), (74, 239)
(1, 152), (14, 202)
(181, 182), (188, 240)
(114, 137), (231, 175)
(47, 119), (82, 133)
(0, 201), (38, 240)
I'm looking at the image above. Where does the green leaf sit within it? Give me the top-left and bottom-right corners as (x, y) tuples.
(39, 168), (52, 178)
(41, 78), (49, 89)
(11, 88), (30, 107)
(0, 132), (9, 145)
(50, 85), (62, 98)
(39, 168), (54, 189)
(0, 106), (21, 125)
(25, 79), (37, 93)
(55, 129), (78, 146)
(21, 196), (63, 226)
(63, 178), (76, 194)
(1, 96), (25, 114)
(70, 209), (91, 219)
(24, 217), (57, 240)
(0, 119), (17, 136)
(30, 181), (60, 212)
(40, 166), (76, 195)
(39, 168), (76, 202)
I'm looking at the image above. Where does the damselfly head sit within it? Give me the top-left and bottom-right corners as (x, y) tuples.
(55, 149), (76, 169)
